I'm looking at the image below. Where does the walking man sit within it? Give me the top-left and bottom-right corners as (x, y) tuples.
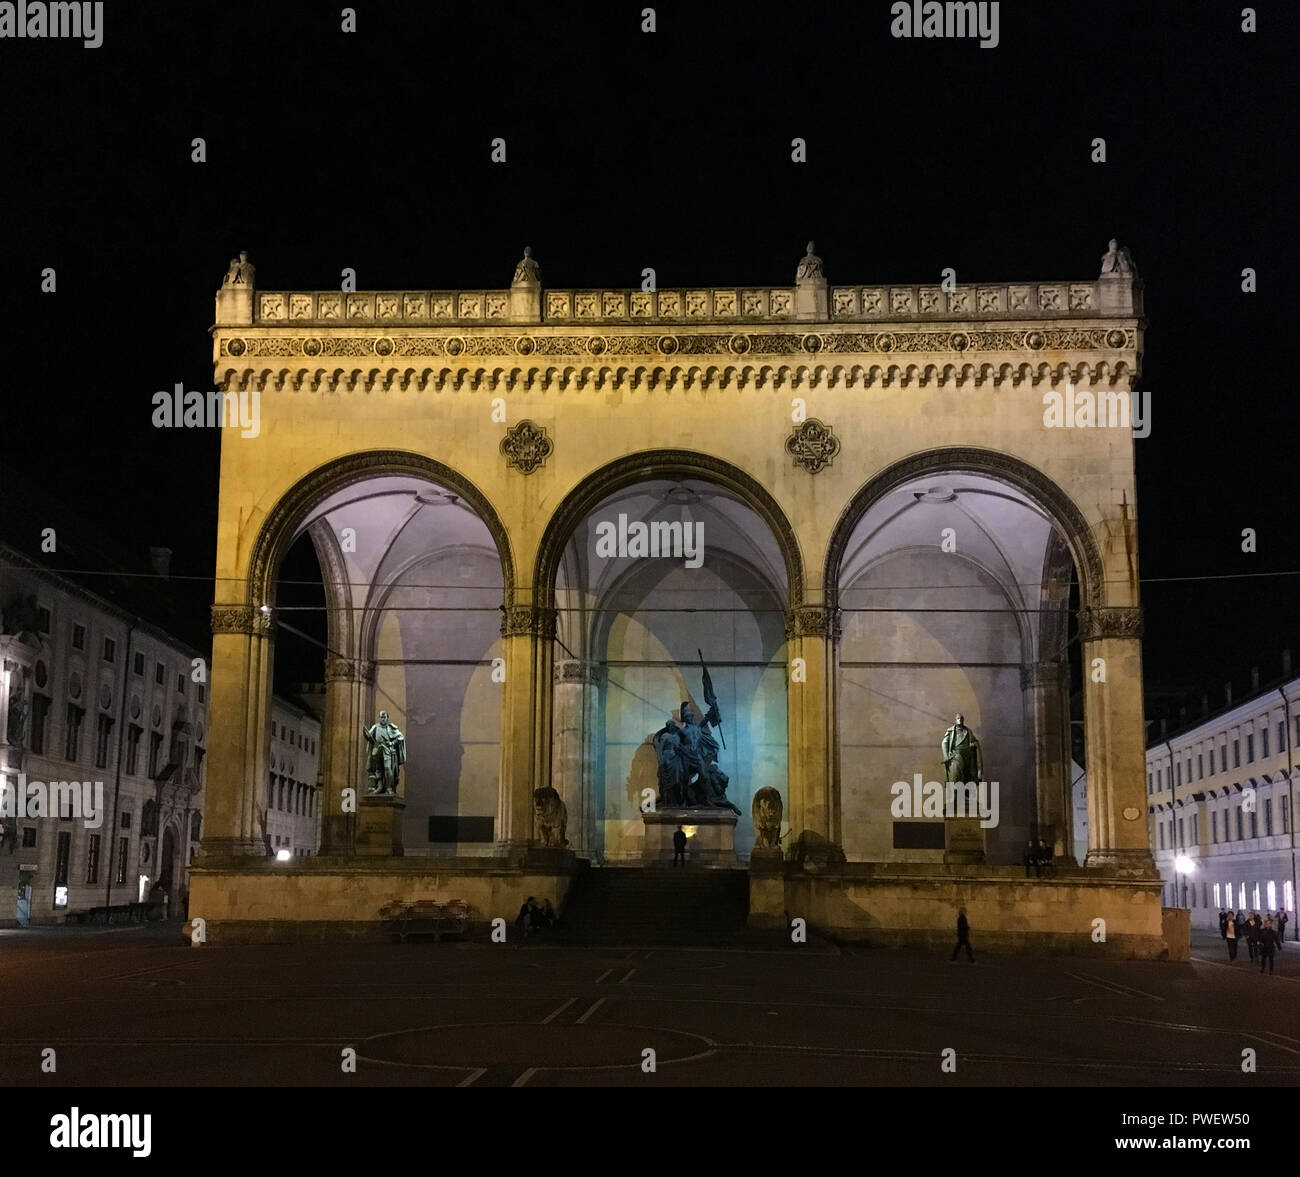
(1218, 908), (1229, 939)
(951, 905), (975, 963)
(1225, 912), (1238, 961)
(1245, 912), (1260, 961)
(1258, 916), (1280, 974)
(672, 824), (687, 867)
(1279, 909), (1290, 943)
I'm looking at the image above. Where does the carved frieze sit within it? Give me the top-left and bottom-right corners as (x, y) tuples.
(785, 606), (843, 641)
(211, 606), (275, 635)
(501, 606), (558, 639)
(554, 659), (603, 685)
(1077, 606), (1144, 641)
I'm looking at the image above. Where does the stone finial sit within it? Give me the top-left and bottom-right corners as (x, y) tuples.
(1099, 238), (1136, 278)
(221, 250), (256, 289)
(512, 245), (542, 286)
(796, 240), (825, 283)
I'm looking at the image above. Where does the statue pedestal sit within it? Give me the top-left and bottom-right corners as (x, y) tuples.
(944, 816), (986, 865)
(747, 846), (785, 929)
(357, 794), (405, 857)
(643, 807), (737, 867)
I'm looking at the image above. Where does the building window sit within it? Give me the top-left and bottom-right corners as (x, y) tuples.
(1157, 768), (1162, 789)
(94, 714), (114, 770)
(116, 836), (129, 884)
(176, 673), (185, 694)
(37, 606), (51, 633)
(1265, 799), (1273, 836)
(1233, 740), (1240, 768)
(120, 810), (131, 829)
(1191, 814), (1198, 845)
(155, 662), (165, 685)
(1269, 880), (1278, 912)
(142, 800), (158, 837)
(1176, 763), (1182, 787)
(271, 721), (277, 737)
(1178, 819), (1184, 848)
(85, 833), (101, 884)
(54, 830), (71, 906)
(148, 731), (163, 778)
(1214, 882), (1221, 908)
(125, 725), (142, 775)
(1284, 799), (1291, 836)
(1212, 811), (1218, 843)
(1250, 809), (1258, 839)
(22, 826), (36, 848)
(1197, 753), (1204, 779)
(267, 774), (275, 809)
(1247, 734), (1254, 763)
(64, 705), (85, 762)
(197, 685), (205, 703)
(103, 637), (116, 663)
(71, 624), (85, 651)
(133, 652), (145, 675)
(29, 694), (50, 755)
(1280, 720), (1287, 753)
(1221, 745), (1228, 773)
(1159, 824), (1165, 850)
(1237, 808), (1244, 840)
(1262, 727), (1270, 758)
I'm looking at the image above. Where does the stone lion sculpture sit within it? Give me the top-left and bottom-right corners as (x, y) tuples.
(533, 787), (568, 848)
(752, 786), (783, 849)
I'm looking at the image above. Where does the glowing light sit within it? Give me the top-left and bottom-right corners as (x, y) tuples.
(682, 826), (698, 838)
(276, 848), (292, 862)
(1174, 854), (1194, 875)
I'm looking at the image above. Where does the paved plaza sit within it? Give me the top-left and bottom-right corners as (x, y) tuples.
(3, 924), (1297, 1088)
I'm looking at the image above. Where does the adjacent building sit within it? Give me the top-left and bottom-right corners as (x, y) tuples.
(0, 543), (209, 925)
(265, 694), (322, 858)
(1146, 660), (1299, 933)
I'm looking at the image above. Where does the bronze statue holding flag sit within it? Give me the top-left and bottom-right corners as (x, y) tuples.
(651, 654), (741, 815)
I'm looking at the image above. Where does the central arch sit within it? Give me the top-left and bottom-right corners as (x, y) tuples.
(535, 451), (805, 610)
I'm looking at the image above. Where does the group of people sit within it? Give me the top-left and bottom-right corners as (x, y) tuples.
(1220, 908), (1287, 972)
(514, 896), (558, 936)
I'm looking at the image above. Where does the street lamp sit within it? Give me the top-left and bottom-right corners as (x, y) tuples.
(1174, 854), (1195, 908)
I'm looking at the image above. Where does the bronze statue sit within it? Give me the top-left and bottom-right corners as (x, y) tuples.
(941, 713), (983, 784)
(652, 699), (741, 815)
(363, 711), (406, 795)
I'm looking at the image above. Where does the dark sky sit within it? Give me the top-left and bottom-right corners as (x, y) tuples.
(0, 1), (1295, 727)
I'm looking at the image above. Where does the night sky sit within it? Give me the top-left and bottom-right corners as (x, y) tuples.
(0, 0), (1295, 730)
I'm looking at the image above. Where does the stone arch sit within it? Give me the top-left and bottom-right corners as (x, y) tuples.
(824, 446), (1107, 611)
(534, 450), (806, 609)
(244, 450), (515, 609)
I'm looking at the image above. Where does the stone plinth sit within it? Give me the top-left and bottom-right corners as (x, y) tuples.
(643, 808), (737, 867)
(944, 816), (986, 865)
(748, 847), (785, 929)
(357, 794), (405, 857)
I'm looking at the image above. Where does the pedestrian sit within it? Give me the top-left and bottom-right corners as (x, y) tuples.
(1279, 910), (1290, 943)
(1258, 916), (1280, 974)
(1225, 913), (1238, 961)
(515, 896), (538, 937)
(950, 905), (975, 963)
(1245, 912), (1260, 961)
(1218, 909), (1229, 939)
(672, 824), (687, 867)
(539, 898), (556, 927)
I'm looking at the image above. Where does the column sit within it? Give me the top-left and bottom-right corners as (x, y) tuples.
(551, 659), (603, 859)
(200, 606), (275, 859)
(1079, 606), (1156, 874)
(497, 604), (556, 857)
(1022, 660), (1072, 860)
(319, 656), (372, 854)
(785, 604), (840, 848)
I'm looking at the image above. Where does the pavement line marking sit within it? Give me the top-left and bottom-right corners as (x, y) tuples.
(1068, 971), (1160, 1000)
(594, 968), (615, 984)
(576, 997), (606, 1024)
(457, 1068), (487, 1087)
(540, 997), (578, 1024)
(620, 968), (637, 984)
(1192, 953), (1300, 983)
(1076, 972), (1165, 1001)
(511, 1068), (538, 1087)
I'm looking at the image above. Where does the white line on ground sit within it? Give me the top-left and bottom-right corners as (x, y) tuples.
(511, 1068), (538, 1086)
(594, 968), (614, 984)
(620, 968), (637, 984)
(540, 996), (578, 1023)
(576, 997), (606, 1024)
(456, 1068), (487, 1086)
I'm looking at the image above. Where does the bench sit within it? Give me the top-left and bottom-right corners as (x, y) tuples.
(379, 899), (471, 943)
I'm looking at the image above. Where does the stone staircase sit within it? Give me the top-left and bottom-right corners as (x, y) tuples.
(551, 866), (751, 946)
